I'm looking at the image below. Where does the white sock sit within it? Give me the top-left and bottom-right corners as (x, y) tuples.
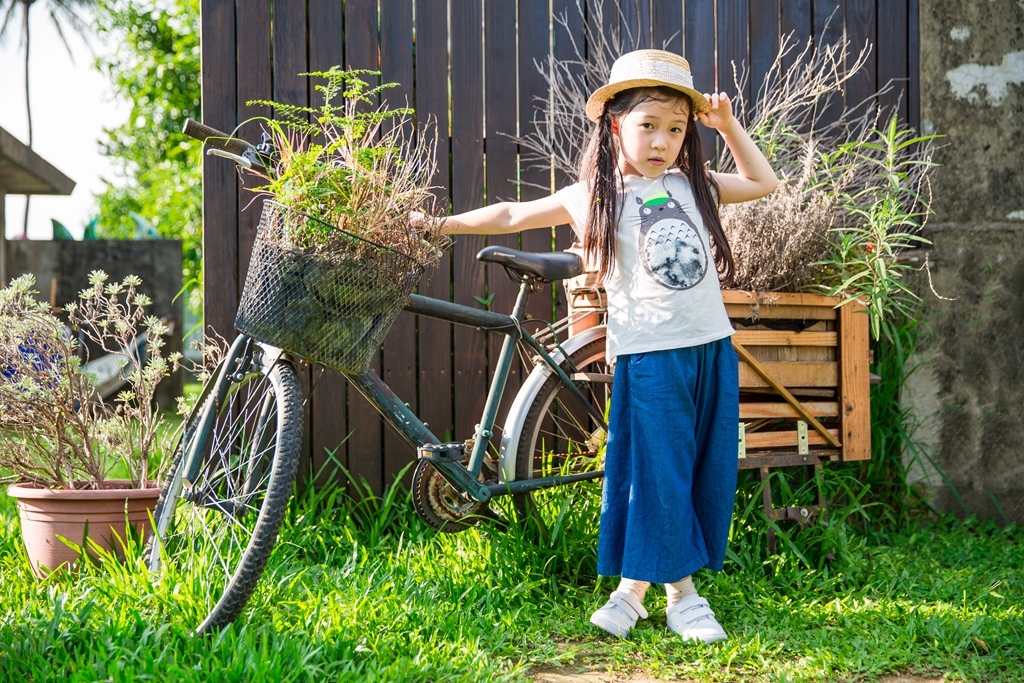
(616, 577), (650, 603)
(665, 576), (697, 608)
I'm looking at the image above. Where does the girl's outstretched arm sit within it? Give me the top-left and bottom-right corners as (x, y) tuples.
(415, 194), (572, 236)
(697, 92), (779, 204)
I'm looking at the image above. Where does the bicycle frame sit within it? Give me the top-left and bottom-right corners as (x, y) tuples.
(176, 274), (605, 511)
(176, 274), (605, 509)
(345, 277), (607, 503)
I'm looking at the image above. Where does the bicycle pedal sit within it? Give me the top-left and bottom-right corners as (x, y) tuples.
(418, 442), (466, 462)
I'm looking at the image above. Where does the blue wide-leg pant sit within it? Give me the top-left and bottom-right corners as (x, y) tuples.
(596, 337), (739, 583)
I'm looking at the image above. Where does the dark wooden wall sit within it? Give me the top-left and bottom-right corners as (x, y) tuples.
(199, 0), (919, 494)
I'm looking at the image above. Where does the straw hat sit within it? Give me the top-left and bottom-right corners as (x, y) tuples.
(585, 49), (711, 122)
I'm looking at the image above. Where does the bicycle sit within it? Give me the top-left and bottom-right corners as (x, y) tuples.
(147, 119), (613, 635)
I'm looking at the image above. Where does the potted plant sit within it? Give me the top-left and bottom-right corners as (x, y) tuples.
(0, 271), (180, 576)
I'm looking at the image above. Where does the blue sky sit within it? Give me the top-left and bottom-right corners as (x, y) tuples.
(0, 7), (127, 239)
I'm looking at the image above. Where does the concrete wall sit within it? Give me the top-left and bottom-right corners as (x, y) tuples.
(906, 1), (1024, 522)
(4, 240), (184, 409)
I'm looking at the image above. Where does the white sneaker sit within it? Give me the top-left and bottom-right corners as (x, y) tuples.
(589, 589), (649, 638)
(665, 594), (727, 643)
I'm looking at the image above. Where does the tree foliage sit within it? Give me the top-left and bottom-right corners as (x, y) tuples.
(92, 0), (202, 310)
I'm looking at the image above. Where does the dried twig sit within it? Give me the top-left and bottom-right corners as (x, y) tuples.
(512, 0), (656, 187)
(719, 29), (937, 293)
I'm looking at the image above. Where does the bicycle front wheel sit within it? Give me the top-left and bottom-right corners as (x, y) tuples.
(513, 332), (611, 518)
(148, 351), (303, 635)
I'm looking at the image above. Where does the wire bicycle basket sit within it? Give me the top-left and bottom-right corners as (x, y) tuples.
(235, 200), (423, 373)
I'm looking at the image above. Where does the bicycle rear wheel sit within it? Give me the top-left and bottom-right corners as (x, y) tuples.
(513, 333), (611, 518)
(148, 350), (302, 635)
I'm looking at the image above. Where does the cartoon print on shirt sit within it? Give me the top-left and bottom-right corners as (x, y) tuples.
(636, 193), (708, 290)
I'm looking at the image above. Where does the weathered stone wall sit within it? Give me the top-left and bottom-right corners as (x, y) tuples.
(919, 0), (1023, 223)
(4, 240), (184, 409)
(905, 224), (1024, 522)
(906, 1), (1024, 522)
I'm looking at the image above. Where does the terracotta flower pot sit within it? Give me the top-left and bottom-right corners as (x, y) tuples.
(6, 480), (161, 578)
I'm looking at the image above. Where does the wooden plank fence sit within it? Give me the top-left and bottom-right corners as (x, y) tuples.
(199, 0), (919, 495)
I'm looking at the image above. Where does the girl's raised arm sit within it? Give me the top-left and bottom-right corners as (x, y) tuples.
(431, 194), (572, 236)
(697, 92), (779, 204)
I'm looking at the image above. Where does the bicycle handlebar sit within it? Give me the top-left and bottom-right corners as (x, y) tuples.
(182, 118), (251, 156)
(184, 118), (271, 173)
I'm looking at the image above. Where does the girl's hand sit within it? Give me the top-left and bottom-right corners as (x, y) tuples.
(702, 91), (780, 203)
(409, 210), (450, 238)
(409, 210), (435, 231)
(695, 92), (736, 131)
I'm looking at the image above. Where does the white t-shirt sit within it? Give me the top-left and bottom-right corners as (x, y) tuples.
(556, 169), (733, 360)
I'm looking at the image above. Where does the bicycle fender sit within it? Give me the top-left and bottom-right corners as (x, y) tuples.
(498, 325), (606, 483)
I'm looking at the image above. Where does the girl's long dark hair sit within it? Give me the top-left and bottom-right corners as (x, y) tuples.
(579, 86), (735, 286)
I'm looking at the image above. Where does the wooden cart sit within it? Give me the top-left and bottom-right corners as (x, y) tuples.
(724, 290), (870, 545)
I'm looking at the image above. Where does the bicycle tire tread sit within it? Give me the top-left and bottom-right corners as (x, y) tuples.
(148, 356), (303, 635)
(196, 361), (303, 634)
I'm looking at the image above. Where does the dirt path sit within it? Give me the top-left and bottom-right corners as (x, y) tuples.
(530, 668), (664, 683)
(529, 667), (947, 683)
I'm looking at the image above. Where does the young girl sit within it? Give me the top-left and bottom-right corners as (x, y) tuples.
(431, 49), (777, 642)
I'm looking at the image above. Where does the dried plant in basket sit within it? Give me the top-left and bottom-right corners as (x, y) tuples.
(718, 34), (940, 338)
(718, 35), (879, 290)
(723, 147), (838, 293)
(242, 67), (450, 269)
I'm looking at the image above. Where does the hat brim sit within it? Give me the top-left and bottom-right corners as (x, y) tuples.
(585, 79), (711, 122)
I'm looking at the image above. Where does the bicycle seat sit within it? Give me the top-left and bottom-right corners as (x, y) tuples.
(476, 245), (584, 282)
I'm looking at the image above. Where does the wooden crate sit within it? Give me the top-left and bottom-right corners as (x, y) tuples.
(723, 290), (871, 468)
(563, 279), (871, 466)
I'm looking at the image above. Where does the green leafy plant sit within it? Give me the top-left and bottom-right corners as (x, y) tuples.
(473, 287), (495, 309)
(243, 67), (449, 267)
(816, 118), (938, 342)
(863, 306), (936, 521)
(0, 272), (180, 489)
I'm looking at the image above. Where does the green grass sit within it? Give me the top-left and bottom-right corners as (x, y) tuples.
(0, 471), (1021, 682)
